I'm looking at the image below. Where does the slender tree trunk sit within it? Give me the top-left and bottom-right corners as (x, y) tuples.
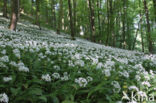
(106, 0), (110, 45)
(51, 0), (56, 29)
(9, 0), (19, 31)
(3, 0), (8, 18)
(122, 0), (126, 49)
(109, 0), (114, 46)
(73, 0), (77, 36)
(141, 25), (144, 52)
(139, 0), (144, 52)
(143, 0), (153, 53)
(97, 0), (101, 37)
(153, 0), (156, 21)
(36, 0), (41, 30)
(57, 0), (63, 34)
(68, 0), (75, 40)
(132, 17), (142, 50)
(31, 0), (34, 16)
(45, 1), (49, 23)
(88, 0), (95, 42)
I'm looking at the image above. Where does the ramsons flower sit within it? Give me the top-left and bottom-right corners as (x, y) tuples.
(41, 74), (51, 82)
(75, 77), (88, 87)
(0, 93), (9, 103)
(52, 73), (60, 79)
(3, 77), (12, 82)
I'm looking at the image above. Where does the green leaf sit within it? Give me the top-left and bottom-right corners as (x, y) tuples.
(38, 96), (47, 102)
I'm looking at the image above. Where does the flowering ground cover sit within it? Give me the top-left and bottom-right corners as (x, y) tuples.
(0, 17), (156, 103)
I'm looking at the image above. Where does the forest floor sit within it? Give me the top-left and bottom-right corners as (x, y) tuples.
(0, 17), (156, 103)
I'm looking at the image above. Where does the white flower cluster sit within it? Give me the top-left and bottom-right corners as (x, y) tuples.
(18, 62), (29, 72)
(13, 49), (21, 58)
(0, 93), (9, 103)
(3, 77), (12, 82)
(75, 76), (93, 87)
(0, 56), (9, 63)
(111, 81), (121, 93)
(128, 86), (139, 91)
(41, 74), (51, 82)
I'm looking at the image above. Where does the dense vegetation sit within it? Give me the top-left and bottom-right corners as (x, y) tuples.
(0, 0), (156, 53)
(0, 15), (156, 103)
(0, 0), (156, 103)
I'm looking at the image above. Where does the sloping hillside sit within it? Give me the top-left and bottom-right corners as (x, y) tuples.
(0, 17), (156, 103)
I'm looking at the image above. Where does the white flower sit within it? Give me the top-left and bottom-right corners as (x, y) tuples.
(9, 61), (17, 67)
(102, 69), (111, 77)
(0, 56), (9, 63)
(53, 65), (61, 71)
(3, 77), (12, 82)
(75, 60), (84, 67)
(96, 62), (103, 69)
(18, 66), (29, 72)
(75, 77), (88, 87)
(119, 70), (129, 78)
(111, 81), (121, 93)
(135, 75), (141, 81)
(87, 76), (93, 82)
(13, 49), (21, 58)
(52, 73), (60, 79)
(0, 93), (9, 103)
(61, 75), (69, 81)
(128, 86), (139, 91)
(1, 50), (6, 55)
(41, 74), (51, 82)
(142, 81), (151, 87)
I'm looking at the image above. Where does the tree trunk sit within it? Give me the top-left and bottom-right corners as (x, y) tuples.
(9, 0), (19, 31)
(88, 0), (95, 42)
(122, 0), (126, 49)
(68, 0), (75, 40)
(97, 0), (101, 37)
(73, 0), (77, 36)
(132, 17), (142, 50)
(143, 0), (153, 53)
(36, 0), (41, 30)
(3, 0), (8, 18)
(139, 0), (144, 52)
(106, 0), (110, 45)
(51, 0), (56, 29)
(153, 0), (156, 21)
(31, 0), (34, 16)
(57, 0), (63, 34)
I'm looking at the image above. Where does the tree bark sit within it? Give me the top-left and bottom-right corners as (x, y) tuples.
(88, 0), (95, 42)
(132, 17), (142, 50)
(73, 0), (77, 36)
(97, 0), (101, 37)
(106, 0), (110, 45)
(68, 0), (75, 40)
(36, 0), (41, 30)
(31, 0), (34, 16)
(3, 0), (8, 18)
(57, 0), (63, 34)
(153, 0), (156, 21)
(143, 0), (153, 53)
(122, 0), (126, 49)
(9, 0), (19, 31)
(51, 0), (56, 29)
